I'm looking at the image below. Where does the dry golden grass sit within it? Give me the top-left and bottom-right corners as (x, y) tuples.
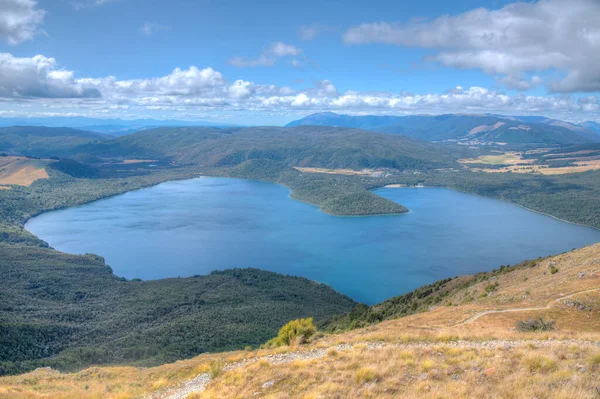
(1, 244), (599, 398)
(294, 167), (373, 176)
(0, 156), (50, 186)
(120, 159), (158, 164)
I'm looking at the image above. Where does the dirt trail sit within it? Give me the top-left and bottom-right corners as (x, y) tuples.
(456, 287), (600, 325)
(145, 338), (599, 399)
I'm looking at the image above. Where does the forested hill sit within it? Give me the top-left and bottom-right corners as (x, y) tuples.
(0, 243), (355, 375)
(0, 126), (110, 158)
(72, 125), (463, 170)
(286, 113), (600, 145)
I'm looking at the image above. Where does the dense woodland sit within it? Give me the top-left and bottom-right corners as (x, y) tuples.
(0, 244), (355, 375)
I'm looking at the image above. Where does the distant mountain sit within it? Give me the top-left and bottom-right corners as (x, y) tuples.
(0, 117), (239, 136)
(581, 121), (600, 134)
(286, 113), (600, 146)
(74, 125), (464, 170)
(0, 126), (110, 158)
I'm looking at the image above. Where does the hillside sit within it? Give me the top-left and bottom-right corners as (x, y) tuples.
(0, 243), (355, 376)
(2, 243), (598, 398)
(73, 125), (463, 170)
(0, 126), (110, 158)
(287, 113), (600, 146)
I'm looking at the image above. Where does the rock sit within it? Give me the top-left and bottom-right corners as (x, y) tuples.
(578, 272), (585, 279)
(419, 373), (429, 380)
(261, 380), (274, 389)
(484, 367), (496, 376)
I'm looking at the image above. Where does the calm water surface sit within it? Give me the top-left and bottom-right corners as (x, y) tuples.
(26, 177), (600, 304)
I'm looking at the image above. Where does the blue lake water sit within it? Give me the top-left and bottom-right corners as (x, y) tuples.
(25, 177), (600, 304)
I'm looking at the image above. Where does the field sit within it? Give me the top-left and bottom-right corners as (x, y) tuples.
(0, 157), (51, 187)
(1, 243), (598, 398)
(459, 152), (531, 166)
(459, 148), (600, 175)
(294, 167), (375, 176)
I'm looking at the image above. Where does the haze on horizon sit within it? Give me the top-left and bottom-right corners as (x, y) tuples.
(0, 0), (599, 125)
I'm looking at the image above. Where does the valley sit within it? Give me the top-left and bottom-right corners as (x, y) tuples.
(1, 122), (599, 391)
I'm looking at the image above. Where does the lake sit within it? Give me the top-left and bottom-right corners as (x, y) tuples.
(25, 177), (600, 304)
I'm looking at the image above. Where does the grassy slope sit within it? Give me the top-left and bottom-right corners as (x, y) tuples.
(2, 244), (598, 398)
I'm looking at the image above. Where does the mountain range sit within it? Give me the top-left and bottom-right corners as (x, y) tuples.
(286, 113), (600, 146)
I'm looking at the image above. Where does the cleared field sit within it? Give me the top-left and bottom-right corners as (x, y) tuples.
(478, 160), (600, 175)
(0, 156), (51, 186)
(294, 167), (374, 176)
(459, 153), (532, 166)
(121, 159), (158, 164)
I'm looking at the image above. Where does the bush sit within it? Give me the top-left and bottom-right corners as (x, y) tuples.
(550, 266), (559, 274)
(264, 318), (316, 348)
(485, 281), (499, 293)
(516, 318), (555, 332)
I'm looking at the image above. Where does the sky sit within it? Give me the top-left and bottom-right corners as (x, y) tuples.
(0, 0), (599, 125)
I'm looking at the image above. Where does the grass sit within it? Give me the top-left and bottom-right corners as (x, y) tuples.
(0, 156), (51, 186)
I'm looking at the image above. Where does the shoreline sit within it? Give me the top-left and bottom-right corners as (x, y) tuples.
(376, 183), (600, 232)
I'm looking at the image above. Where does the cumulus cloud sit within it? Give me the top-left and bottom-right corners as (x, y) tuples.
(229, 42), (302, 67)
(0, 53), (100, 98)
(139, 21), (170, 37)
(343, 0), (600, 93)
(2, 53), (599, 122)
(0, 0), (45, 44)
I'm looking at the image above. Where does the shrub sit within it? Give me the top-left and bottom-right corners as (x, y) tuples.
(356, 367), (378, 383)
(550, 266), (559, 274)
(485, 281), (499, 293)
(516, 318), (555, 332)
(263, 318), (316, 348)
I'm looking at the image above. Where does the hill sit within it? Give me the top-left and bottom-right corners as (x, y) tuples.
(0, 126), (110, 158)
(0, 117), (238, 136)
(73, 125), (463, 170)
(2, 243), (598, 398)
(0, 243), (355, 376)
(287, 113), (600, 146)
(582, 121), (600, 135)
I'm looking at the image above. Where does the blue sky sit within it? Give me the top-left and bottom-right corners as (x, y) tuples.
(0, 0), (599, 124)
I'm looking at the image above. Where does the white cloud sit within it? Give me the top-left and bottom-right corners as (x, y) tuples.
(298, 24), (336, 41)
(1, 52), (600, 122)
(343, 0), (600, 93)
(298, 26), (318, 40)
(71, 0), (121, 10)
(0, 53), (100, 98)
(0, 0), (45, 44)
(139, 21), (170, 37)
(229, 42), (302, 67)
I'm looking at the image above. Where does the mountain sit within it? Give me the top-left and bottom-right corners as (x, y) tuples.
(0, 117), (239, 136)
(0, 126), (110, 158)
(74, 125), (464, 170)
(581, 121), (600, 134)
(286, 113), (600, 146)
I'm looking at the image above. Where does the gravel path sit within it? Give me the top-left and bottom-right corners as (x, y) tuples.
(457, 287), (600, 325)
